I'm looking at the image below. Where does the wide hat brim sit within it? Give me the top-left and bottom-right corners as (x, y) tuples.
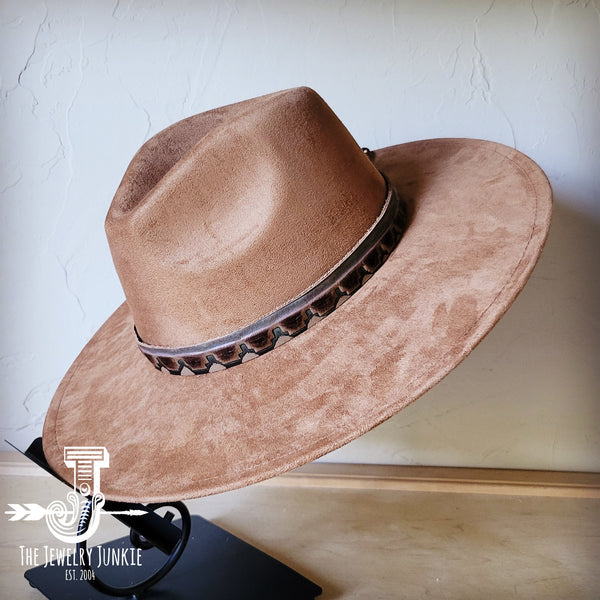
(43, 138), (552, 503)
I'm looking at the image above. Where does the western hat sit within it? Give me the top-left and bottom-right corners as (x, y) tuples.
(42, 87), (552, 503)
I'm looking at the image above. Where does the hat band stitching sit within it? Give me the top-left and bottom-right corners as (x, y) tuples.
(136, 181), (408, 376)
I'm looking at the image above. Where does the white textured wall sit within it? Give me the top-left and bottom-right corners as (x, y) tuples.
(1, 0), (598, 471)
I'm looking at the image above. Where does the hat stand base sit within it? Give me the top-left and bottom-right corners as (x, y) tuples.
(24, 514), (322, 600)
(18, 438), (322, 600)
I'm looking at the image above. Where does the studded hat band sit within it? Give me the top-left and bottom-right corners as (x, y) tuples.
(136, 176), (409, 376)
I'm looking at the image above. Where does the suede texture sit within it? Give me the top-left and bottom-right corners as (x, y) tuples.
(106, 88), (385, 347)
(42, 89), (552, 503)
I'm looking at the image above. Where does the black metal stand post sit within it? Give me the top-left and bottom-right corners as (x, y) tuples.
(17, 438), (322, 599)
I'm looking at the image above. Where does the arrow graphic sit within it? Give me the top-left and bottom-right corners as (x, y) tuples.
(102, 509), (147, 516)
(5, 504), (147, 521)
(6, 503), (47, 521)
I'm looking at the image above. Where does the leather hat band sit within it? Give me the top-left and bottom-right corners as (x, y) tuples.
(136, 178), (409, 376)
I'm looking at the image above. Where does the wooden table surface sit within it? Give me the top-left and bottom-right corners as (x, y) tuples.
(1, 457), (598, 599)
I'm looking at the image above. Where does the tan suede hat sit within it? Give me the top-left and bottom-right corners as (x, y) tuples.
(42, 87), (552, 502)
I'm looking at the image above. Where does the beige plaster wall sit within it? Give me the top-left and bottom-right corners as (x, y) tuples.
(1, 0), (598, 471)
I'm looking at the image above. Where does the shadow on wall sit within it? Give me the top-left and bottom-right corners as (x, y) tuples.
(326, 196), (600, 471)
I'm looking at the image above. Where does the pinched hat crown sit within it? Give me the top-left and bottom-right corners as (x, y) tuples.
(45, 85), (552, 502)
(106, 87), (389, 351)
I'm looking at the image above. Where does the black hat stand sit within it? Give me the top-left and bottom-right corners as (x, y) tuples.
(19, 438), (322, 599)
